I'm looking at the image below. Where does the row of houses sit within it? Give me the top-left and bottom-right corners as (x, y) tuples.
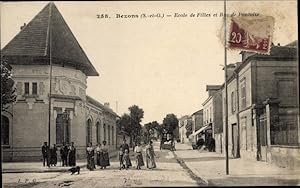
(1, 3), (121, 161)
(179, 41), (299, 169)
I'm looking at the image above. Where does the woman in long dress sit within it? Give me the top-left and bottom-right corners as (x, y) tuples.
(134, 142), (144, 170)
(95, 143), (101, 167)
(86, 142), (95, 171)
(145, 141), (156, 169)
(68, 142), (76, 166)
(100, 140), (110, 169)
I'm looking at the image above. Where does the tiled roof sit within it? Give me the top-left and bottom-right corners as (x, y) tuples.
(86, 95), (119, 117)
(1, 3), (99, 76)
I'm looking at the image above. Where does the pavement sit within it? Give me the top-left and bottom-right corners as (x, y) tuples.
(2, 142), (200, 187)
(3, 142), (299, 186)
(173, 142), (300, 186)
(2, 149), (120, 173)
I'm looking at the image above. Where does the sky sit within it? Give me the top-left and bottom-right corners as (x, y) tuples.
(1, 1), (298, 124)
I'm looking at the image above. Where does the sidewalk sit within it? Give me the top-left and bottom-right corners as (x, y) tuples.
(2, 150), (119, 173)
(174, 142), (300, 186)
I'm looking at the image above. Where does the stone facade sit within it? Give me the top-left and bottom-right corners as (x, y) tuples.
(202, 85), (223, 153)
(222, 44), (299, 169)
(1, 3), (118, 162)
(2, 64), (118, 161)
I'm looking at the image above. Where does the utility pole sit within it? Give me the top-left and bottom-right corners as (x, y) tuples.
(47, 2), (53, 168)
(223, 0), (229, 175)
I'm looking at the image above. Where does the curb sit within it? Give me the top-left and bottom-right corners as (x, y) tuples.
(172, 151), (209, 186)
(2, 153), (119, 174)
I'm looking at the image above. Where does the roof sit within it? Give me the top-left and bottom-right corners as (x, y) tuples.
(236, 45), (298, 73)
(191, 109), (203, 116)
(206, 85), (222, 91)
(285, 40), (298, 47)
(1, 3), (99, 76)
(86, 95), (119, 117)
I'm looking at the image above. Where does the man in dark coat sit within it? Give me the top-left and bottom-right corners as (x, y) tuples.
(60, 142), (69, 166)
(120, 139), (130, 153)
(42, 142), (49, 167)
(68, 142), (76, 166)
(50, 144), (58, 166)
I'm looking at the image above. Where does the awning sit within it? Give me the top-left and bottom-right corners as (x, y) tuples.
(191, 125), (211, 137)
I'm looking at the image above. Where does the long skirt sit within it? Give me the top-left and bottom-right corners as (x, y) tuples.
(69, 154), (76, 166)
(87, 156), (95, 170)
(96, 153), (101, 166)
(123, 155), (132, 168)
(100, 152), (110, 167)
(136, 153), (144, 167)
(146, 155), (156, 169)
(50, 155), (57, 165)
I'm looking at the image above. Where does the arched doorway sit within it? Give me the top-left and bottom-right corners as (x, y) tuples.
(103, 124), (106, 142)
(86, 119), (92, 145)
(1, 115), (9, 145)
(56, 112), (70, 145)
(96, 121), (101, 144)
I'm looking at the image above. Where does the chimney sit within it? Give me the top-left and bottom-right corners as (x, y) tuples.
(222, 63), (236, 80)
(20, 23), (26, 30)
(104, 102), (110, 108)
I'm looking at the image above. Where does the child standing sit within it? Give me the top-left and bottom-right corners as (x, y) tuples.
(123, 149), (132, 170)
(118, 146), (125, 170)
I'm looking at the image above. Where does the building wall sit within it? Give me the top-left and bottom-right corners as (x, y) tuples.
(2, 64), (118, 161)
(237, 62), (256, 160)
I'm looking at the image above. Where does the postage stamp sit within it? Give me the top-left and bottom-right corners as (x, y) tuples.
(227, 16), (275, 55)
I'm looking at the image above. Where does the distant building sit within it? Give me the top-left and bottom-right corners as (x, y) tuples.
(1, 3), (118, 161)
(222, 43), (299, 169)
(178, 115), (192, 144)
(189, 109), (203, 143)
(202, 85), (223, 153)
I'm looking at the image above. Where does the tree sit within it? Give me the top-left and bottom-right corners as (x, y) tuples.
(162, 113), (179, 134)
(128, 105), (144, 145)
(117, 114), (131, 134)
(1, 60), (16, 111)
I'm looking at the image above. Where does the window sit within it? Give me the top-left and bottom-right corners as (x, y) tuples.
(278, 80), (296, 97)
(96, 122), (101, 144)
(24, 82), (29, 94)
(56, 112), (70, 145)
(32, 82), (37, 95)
(1, 115), (9, 145)
(108, 125), (111, 145)
(112, 126), (114, 145)
(86, 119), (92, 145)
(231, 91), (236, 113)
(240, 79), (246, 109)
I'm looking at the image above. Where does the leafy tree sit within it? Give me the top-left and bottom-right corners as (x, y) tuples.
(1, 60), (16, 111)
(117, 114), (131, 134)
(162, 113), (179, 134)
(128, 105), (144, 145)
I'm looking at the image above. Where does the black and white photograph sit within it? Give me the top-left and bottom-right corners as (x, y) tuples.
(1, 0), (299, 187)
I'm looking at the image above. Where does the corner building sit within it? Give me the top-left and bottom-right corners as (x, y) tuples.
(1, 3), (118, 161)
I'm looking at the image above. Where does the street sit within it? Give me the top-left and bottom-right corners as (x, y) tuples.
(2, 142), (204, 188)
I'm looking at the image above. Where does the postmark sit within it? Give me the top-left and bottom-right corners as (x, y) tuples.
(227, 16), (275, 55)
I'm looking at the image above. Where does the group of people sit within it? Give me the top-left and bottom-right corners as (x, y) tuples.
(119, 140), (156, 170)
(86, 140), (110, 171)
(41, 142), (76, 167)
(42, 139), (157, 171)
